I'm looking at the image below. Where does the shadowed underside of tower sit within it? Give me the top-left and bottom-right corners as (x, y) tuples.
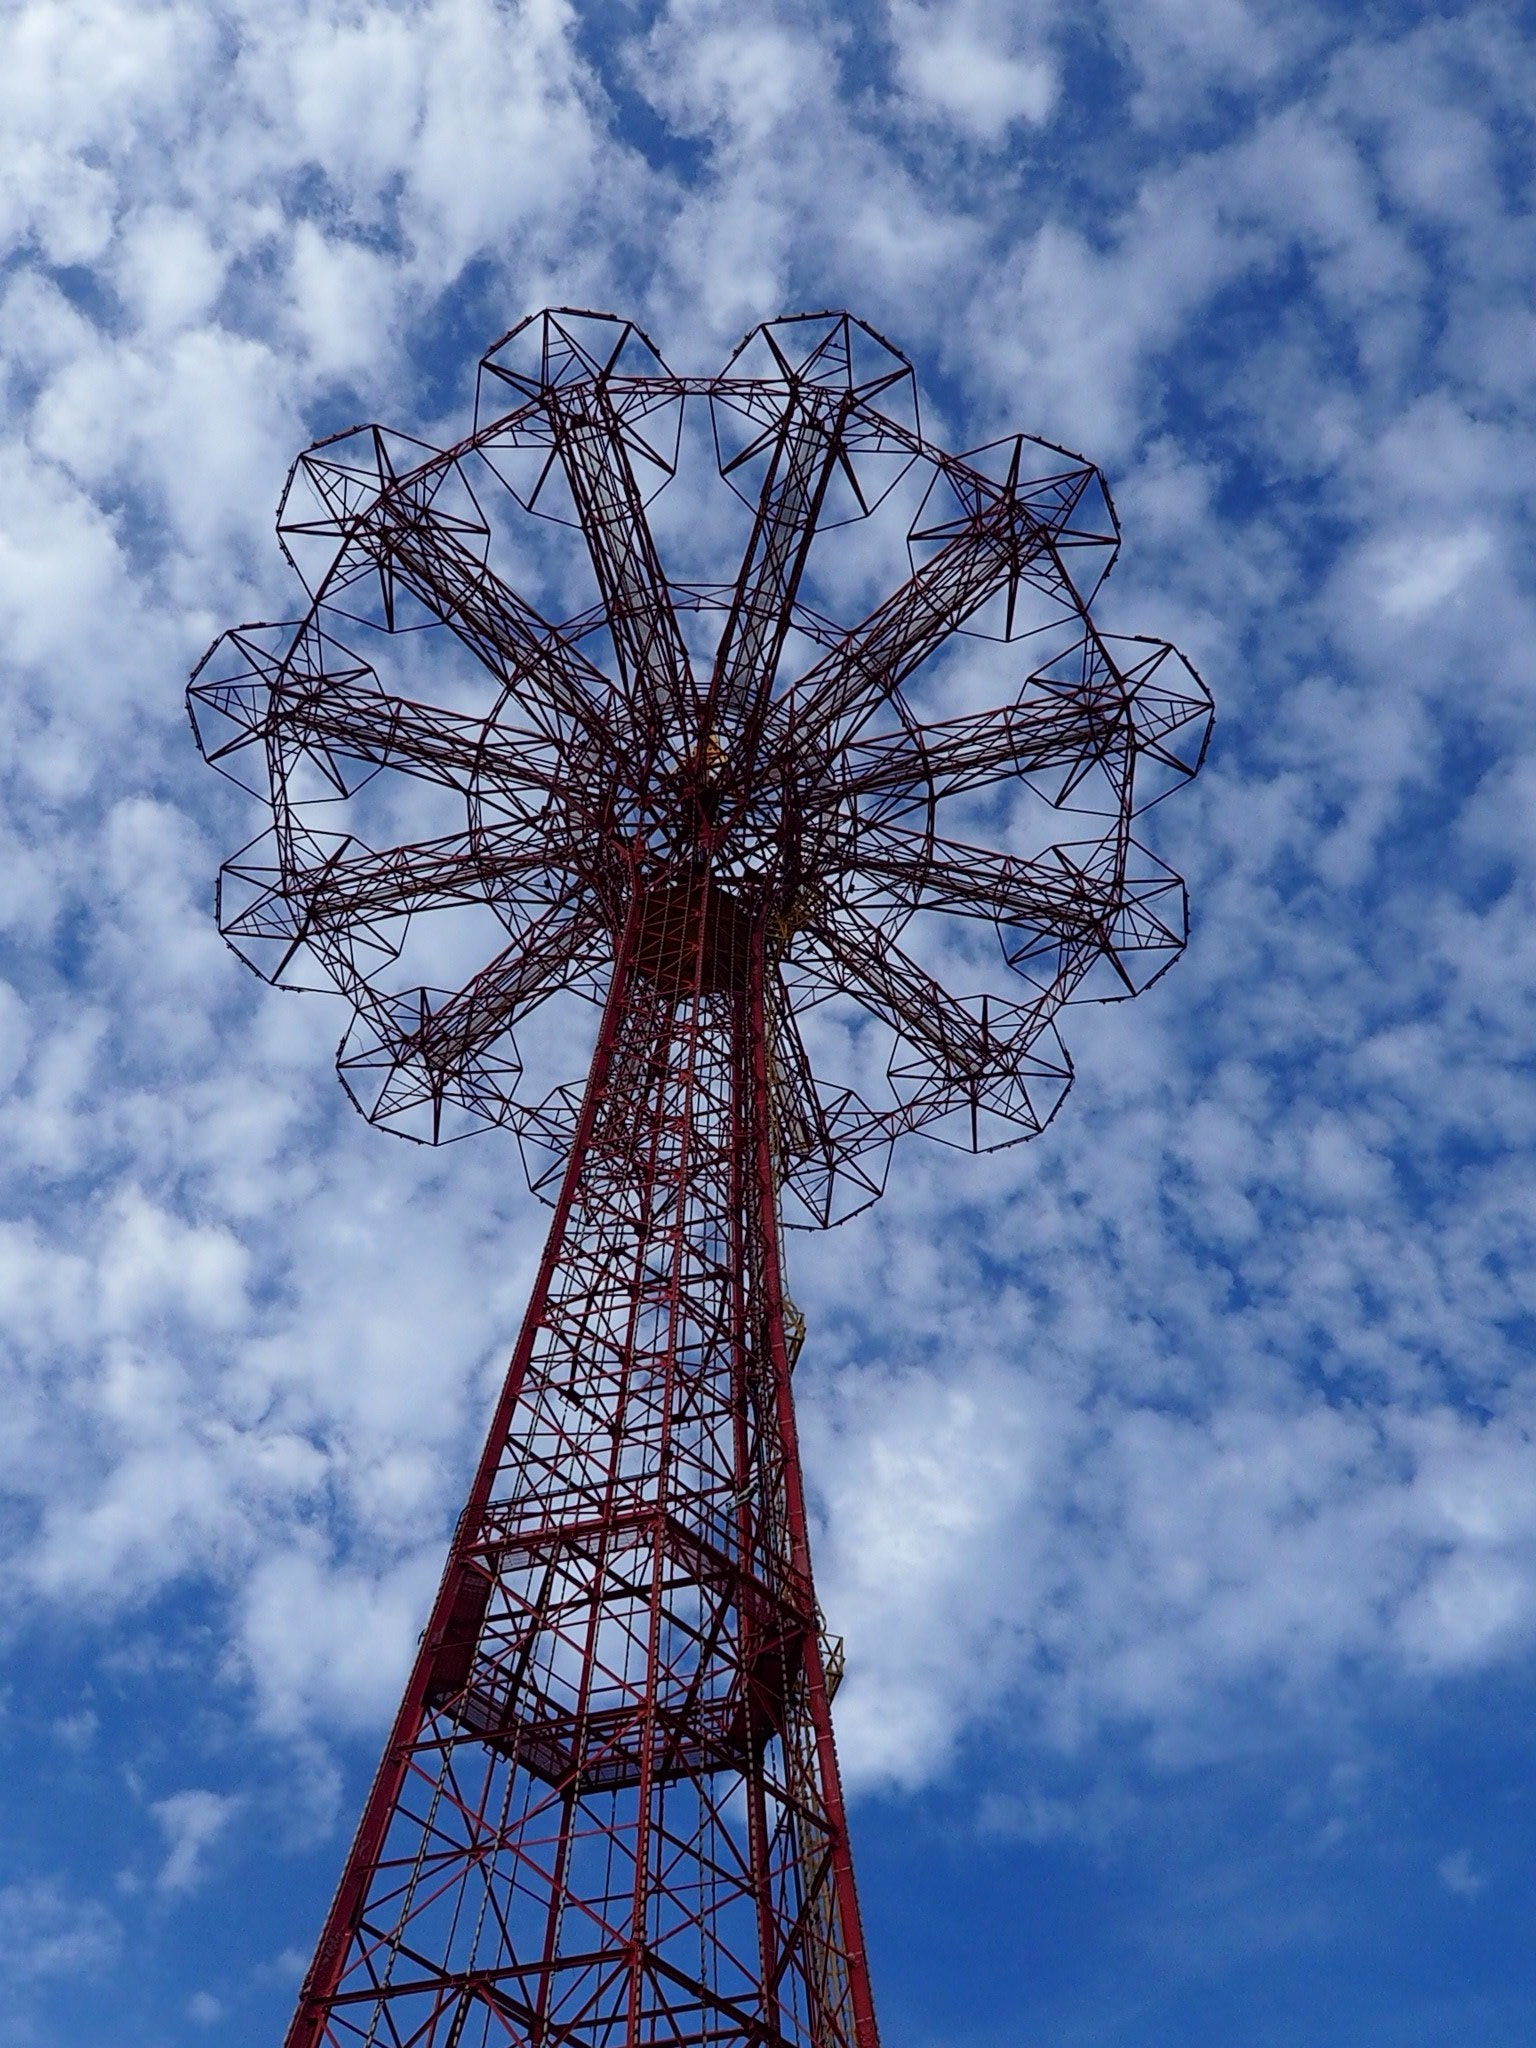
(189, 309), (1211, 2048)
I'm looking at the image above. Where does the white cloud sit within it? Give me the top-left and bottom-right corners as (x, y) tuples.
(97, 1189), (250, 1332)
(0, 1876), (121, 1979)
(889, 0), (1059, 137)
(51, 1706), (98, 1750)
(112, 206), (227, 336)
(235, 1540), (440, 1735)
(801, 1318), (1536, 1786)
(632, 0), (981, 346)
(1437, 1848), (1485, 1900)
(1367, 525), (1495, 622)
(1099, 0), (1317, 122)
(150, 1788), (241, 1895)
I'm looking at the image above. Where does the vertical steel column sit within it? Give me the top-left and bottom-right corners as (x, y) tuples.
(744, 931), (880, 2048)
(286, 912), (646, 2048)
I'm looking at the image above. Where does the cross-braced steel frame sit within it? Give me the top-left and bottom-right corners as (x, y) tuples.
(190, 309), (1211, 2048)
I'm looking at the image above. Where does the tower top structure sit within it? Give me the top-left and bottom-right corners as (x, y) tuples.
(193, 307), (1210, 1226)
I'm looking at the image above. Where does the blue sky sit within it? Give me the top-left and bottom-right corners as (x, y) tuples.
(2, 0), (1535, 2041)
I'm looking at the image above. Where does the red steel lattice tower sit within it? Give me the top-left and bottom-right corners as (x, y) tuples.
(190, 310), (1211, 2048)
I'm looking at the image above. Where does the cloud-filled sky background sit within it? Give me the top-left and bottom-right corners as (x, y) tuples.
(3, 0), (1535, 2041)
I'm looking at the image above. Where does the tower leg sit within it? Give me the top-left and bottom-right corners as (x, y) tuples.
(285, 923), (879, 2048)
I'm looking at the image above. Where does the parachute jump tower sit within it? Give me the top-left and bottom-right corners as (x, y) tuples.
(191, 310), (1210, 2048)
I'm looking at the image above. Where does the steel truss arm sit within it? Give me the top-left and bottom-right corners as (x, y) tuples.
(221, 825), (573, 960)
(281, 682), (575, 813)
(546, 386), (696, 742)
(709, 387), (849, 754)
(795, 903), (1064, 1123)
(338, 894), (610, 1139)
(763, 981), (843, 1178)
(845, 823), (1119, 935)
(191, 622), (572, 814)
(366, 892), (604, 1072)
(785, 490), (1087, 760)
(346, 489), (625, 761)
(832, 690), (1130, 815)
(847, 824), (1186, 993)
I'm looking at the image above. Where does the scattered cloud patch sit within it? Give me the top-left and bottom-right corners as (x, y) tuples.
(151, 1789), (240, 1896)
(888, 0), (1059, 136)
(1437, 1848), (1486, 1901)
(0, 1876), (121, 1981)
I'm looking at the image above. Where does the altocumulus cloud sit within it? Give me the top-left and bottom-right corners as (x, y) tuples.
(0, 0), (1534, 2041)
(0, 1875), (121, 1981)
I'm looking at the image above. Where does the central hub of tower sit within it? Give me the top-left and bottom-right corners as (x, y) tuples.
(630, 874), (756, 993)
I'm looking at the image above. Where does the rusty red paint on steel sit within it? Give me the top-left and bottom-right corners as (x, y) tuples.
(190, 310), (1211, 2048)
